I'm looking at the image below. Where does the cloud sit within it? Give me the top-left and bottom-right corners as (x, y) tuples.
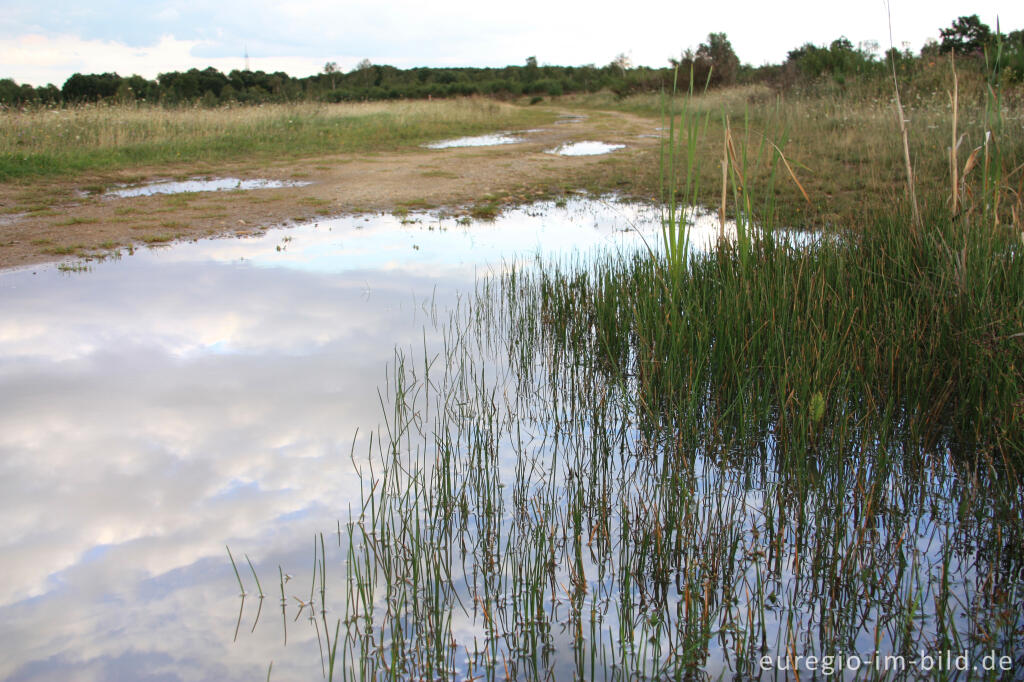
(3, 34), (202, 85)
(5, 0), (1024, 86)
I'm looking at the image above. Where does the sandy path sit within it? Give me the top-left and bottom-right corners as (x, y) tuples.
(0, 108), (660, 269)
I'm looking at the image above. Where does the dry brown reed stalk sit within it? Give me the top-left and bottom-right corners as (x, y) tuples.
(983, 96), (1000, 229)
(950, 53), (960, 217)
(720, 118), (729, 241)
(887, 2), (923, 236)
(767, 140), (811, 205)
(724, 127), (745, 191)
(892, 79), (922, 235)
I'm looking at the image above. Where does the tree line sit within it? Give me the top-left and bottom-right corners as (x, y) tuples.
(1, 15), (1021, 108)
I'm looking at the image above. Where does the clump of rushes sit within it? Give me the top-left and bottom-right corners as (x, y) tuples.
(237, 57), (1023, 680)
(309, 216), (1021, 677)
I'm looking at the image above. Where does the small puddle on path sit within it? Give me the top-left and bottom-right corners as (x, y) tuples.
(424, 133), (524, 149)
(547, 140), (625, 156)
(102, 177), (311, 198)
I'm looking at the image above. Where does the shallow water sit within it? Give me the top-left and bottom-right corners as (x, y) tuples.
(547, 141), (625, 156)
(0, 198), (666, 680)
(103, 177), (311, 198)
(2, 197), (956, 680)
(424, 133), (523, 149)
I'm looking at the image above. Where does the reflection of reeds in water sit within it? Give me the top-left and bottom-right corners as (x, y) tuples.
(231, 59), (1022, 680)
(235, 228), (1022, 678)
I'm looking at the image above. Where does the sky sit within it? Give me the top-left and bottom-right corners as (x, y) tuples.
(1, 0), (1022, 87)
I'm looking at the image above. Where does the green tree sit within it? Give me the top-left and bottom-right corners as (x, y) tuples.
(524, 56), (539, 84)
(999, 28), (1024, 81)
(62, 72), (122, 102)
(939, 14), (992, 55)
(697, 33), (739, 86)
(323, 61), (339, 89)
(610, 52), (632, 77)
(354, 59), (374, 89)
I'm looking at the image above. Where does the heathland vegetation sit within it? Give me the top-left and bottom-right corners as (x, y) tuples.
(316, 34), (1024, 677)
(305, 40), (1024, 675)
(4, 12), (1024, 679)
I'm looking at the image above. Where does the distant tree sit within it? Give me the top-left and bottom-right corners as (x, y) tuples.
(858, 39), (880, 59)
(784, 36), (880, 84)
(267, 73), (284, 96)
(354, 59), (374, 89)
(37, 84), (61, 105)
(939, 14), (992, 55)
(323, 61), (339, 89)
(524, 56), (539, 83)
(611, 52), (632, 77)
(696, 33), (739, 86)
(0, 78), (24, 107)
(920, 38), (942, 59)
(62, 72), (123, 102)
(114, 80), (136, 103)
(830, 36), (854, 53)
(999, 28), (1024, 81)
(672, 47), (709, 91)
(125, 75), (156, 101)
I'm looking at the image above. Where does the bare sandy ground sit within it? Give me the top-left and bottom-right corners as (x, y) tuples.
(0, 109), (660, 269)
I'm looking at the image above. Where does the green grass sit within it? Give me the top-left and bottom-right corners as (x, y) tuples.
(0, 99), (554, 182)
(56, 216), (99, 226)
(44, 244), (84, 255)
(140, 233), (176, 244)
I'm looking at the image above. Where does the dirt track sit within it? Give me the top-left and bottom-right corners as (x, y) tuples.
(0, 108), (661, 269)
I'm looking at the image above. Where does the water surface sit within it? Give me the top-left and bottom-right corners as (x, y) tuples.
(103, 177), (311, 198)
(547, 141), (625, 156)
(424, 134), (523, 149)
(1, 198), (998, 679)
(0, 197), (662, 681)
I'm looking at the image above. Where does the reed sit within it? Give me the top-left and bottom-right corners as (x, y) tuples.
(236, 199), (1020, 677)
(571, 80), (1024, 233)
(231, 57), (1023, 680)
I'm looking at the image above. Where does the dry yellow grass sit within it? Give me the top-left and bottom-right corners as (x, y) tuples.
(0, 98), (552, 179)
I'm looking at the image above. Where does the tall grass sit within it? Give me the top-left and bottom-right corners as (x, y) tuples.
(0, 99), (552, 181)
(234, 191), (1022, 678)
(572, 81), (1024, 232)
(643, 55), (1023, 460)
(232, 61), (1023, 680)
(264, 215), (1019, 678)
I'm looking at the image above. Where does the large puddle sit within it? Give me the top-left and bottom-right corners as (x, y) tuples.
(103, 177), (311, 198)
(0, 198), (664, 680)
(1, 199), (994, 681)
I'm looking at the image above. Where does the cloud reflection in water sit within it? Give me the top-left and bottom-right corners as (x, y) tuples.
(0, 198), (664, 680)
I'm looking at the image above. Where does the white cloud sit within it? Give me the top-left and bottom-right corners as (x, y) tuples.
(1, 34), (328, 86)
(2, 2), (1023, 90)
